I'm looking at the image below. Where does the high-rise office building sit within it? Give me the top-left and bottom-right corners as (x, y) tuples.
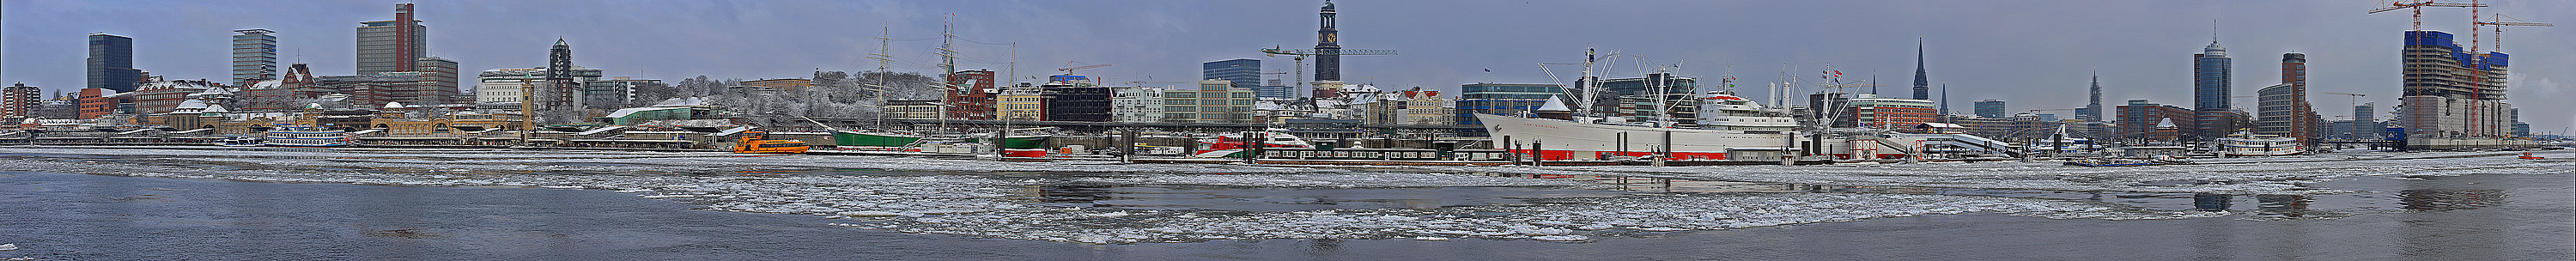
(1973, 100), (2006, 118)
(2192, 40), (2235, 139)
(231, 29), (278, 86)
(355, 3), (426, 76)
(2257, 52), (2320, 143)
(2397, 30), (2513, 141)
(88, 33), (141, 92)
(3, 82), (39, 119)
(414, 57), (459, 105)
(544, 39), (575, 110)
(1203, 58), (1261, 92)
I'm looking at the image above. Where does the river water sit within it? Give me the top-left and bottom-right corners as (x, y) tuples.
(0, 148), (2567, 260)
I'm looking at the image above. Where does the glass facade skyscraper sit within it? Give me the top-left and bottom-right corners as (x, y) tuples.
(231, 29), (278, 86)
(2194, 42), (2231, 112)
(1202, 58), (1261, 94)
(88, 33), (140, 92)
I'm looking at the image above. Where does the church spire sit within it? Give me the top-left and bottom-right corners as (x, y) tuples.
(1911, 36), (1929, 100)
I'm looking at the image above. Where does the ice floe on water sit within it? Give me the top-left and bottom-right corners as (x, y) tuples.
(1072, 173), (1595, 188)
(1414, 151), (2575, 195)
(3, 147), (2564, 244)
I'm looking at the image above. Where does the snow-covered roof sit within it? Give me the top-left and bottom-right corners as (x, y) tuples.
(1917, 123), (1967, 129)
(605, 106), (688, 118)
(652, 97), (708, 107)
(173, 99), (210, 110)
(383, 101), (404, 109)
(250, 80), (284, 89)
(1536, 95), (1571, 112)
(575, 125), (628, 136)
(708, 126), (754, 137)
(2154, 118), (2178, 128)
(201, 104), (228, 113)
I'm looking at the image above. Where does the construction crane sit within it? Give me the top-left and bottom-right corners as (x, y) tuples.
(1057, 62), (1112, 74)
(2368, 1), (2486, 30)
(1260, 46), (1398, 100)
(2475, 14), (2551, 56)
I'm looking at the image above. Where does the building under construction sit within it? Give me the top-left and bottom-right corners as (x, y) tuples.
(2397, 30), (2526, 149)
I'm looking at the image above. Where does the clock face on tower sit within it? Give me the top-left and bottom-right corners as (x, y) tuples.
(1321, 34), (1336, 44)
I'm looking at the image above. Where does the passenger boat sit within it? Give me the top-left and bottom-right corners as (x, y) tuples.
(732, 130), (809, 154)
(263, 124), (354, 147)
(213, 136), (264, 147)
(1191, 130), (1315, 158)
(2216, 132), (2305, 156)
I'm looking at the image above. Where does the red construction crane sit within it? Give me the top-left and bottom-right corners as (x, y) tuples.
(2367, 1), (2485, 30)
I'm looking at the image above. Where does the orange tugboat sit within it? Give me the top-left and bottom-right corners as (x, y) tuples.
(732, 130), (809, 154)
(2520, 152), (2549, 160)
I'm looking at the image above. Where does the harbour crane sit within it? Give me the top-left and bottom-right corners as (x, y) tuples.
(1260, 46), (1398, 101)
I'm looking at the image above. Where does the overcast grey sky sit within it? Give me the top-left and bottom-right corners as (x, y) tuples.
(5, 0), (2571, 132)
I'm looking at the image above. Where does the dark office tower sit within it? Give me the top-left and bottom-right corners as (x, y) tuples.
(231, 29), (277, 86)
(1911, 38), (1929, 100)
(1313, 1), (1341, 82)
(356, 3), (426, 75)
(544, 39), (575, 110)
(1203, 58), (1261, 92)
(2192, 39), (2233, 138)
(88, 33), (141, 92)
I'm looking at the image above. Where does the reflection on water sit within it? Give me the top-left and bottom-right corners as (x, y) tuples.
(2194, 193), (2233, 211)
(2399, 189), (2506, 211)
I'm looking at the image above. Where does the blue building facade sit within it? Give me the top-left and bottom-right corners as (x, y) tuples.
(1202, 58), (1261, 94)
(88, 33), (142, 92)
(1455, 83), (1562, 125)
(1974, 100), (2007, 118)
(2194, 41), (2231, 112)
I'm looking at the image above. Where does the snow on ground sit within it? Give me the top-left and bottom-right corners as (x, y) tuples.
(3, 146), (2566, 244)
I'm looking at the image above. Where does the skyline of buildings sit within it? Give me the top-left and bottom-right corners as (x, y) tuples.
(3, 1), (2554, 144)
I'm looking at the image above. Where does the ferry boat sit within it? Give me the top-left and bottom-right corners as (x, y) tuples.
(1191, 130), (1315, 158)
(732, 130), (810, 154)
(263, 125), (354, 147)
(213, 136), (264, 147)
(2216, 132), (2305, 156)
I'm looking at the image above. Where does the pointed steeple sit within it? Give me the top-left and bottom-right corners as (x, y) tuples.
(1911, 36), (1929, 100)
(2086, 70), (2104, 122)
